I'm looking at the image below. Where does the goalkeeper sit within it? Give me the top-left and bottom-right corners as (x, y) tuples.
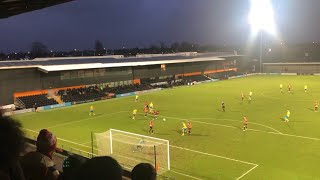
(135, 139), (145, 152)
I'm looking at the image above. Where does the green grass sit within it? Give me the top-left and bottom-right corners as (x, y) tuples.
(13, 75), (320, 180)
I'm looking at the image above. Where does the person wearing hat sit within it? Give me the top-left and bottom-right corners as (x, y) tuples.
(36, 129), (62, 159)
(21, 129), (60, 180)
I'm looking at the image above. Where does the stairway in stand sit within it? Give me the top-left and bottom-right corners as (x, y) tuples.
(203, 74), (214, 81)
(51, 94), (64, 104)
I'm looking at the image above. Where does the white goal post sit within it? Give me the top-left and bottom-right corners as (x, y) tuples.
(94, 129), (170, 174)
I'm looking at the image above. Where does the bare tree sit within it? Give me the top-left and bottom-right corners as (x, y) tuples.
(94, 40), (105, 55)
(30, 42), (49, 58)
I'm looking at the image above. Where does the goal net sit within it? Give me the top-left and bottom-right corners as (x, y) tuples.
(94, 129), (170, 174)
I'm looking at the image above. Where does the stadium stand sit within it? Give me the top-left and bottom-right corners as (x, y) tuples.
(17, 94), (58, 109)
(105, 84), (152, 94)
(58, 86), (108, 103)
(206, 71), (240, 80)
(58, 84), (154, 103)
(183, 74), (211, 82)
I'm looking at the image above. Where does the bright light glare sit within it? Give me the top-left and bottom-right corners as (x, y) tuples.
(248, 0), (276, 36)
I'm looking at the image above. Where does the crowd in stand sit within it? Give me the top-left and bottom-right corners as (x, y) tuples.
(58, 86), (108, 103)
(0, 116), (158, 180)
(104, 84), (152, 94)
(56, 75), (218, 104)
(57, 84), (154, 103)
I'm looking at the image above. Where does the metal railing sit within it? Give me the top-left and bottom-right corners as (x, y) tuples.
(15, 98), (26, 109)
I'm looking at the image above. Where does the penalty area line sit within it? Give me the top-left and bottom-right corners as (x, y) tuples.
(170, 170), (204, 180)
(116, 154), (203, 180)
(236, 164), (259, 180)
(170, 145), (259, 179)
(170, 145), (257, 166)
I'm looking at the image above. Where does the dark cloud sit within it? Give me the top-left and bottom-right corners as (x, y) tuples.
(0, 0), (320, 52)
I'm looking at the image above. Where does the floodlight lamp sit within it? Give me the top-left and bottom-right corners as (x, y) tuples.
(248, 0), (276, 36)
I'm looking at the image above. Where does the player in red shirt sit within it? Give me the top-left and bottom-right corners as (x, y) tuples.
(144, 105), (149, 117)
(243, 116), (248, 131)
(241, 92), (244, 101)
(153, 110), (159, 119)
(288, 84), (292, 93)
(315, 100), (319, 112)
(149, 119), (154, 134)
(187, 120), (192, 135)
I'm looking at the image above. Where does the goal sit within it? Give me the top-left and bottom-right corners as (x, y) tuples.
(94, 129), (170, 174)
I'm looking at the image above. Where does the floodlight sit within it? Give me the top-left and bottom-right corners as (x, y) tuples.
(248, 0), (276, 36)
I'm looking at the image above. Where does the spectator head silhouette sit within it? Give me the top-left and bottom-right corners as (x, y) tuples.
(131, 163), (157, 180)
(0, 116), (25, 180)
(60, 154), (87, 180)
(75, 156), (122, 180)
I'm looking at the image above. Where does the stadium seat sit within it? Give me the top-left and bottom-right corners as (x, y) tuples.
(17, 94), (58, 109)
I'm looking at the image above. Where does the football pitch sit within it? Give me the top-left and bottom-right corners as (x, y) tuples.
(14, 75), (320, 180)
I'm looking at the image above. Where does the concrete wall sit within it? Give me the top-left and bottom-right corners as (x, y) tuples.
(41, 67), (133, 88)
(0, 68), (42, 105)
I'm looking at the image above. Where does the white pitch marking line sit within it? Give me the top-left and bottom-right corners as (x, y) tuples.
(158, 115), (238, 129)
(159, 115), (280, 134)
(170, 145), (257, 166)
(191, 117), (282, 134)
(46, 111), (127, 129)
(163, 115), (320, 141)
(247, 128), (279, 134)
(271, 132), (320, 141)
(114, 153), (203, 180)
(236, 164), (259, 180)
(224, 118), (282, 134)
(170, 170), (204, 180)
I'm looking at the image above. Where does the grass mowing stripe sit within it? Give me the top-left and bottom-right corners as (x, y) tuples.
(46, 111), (127, 129)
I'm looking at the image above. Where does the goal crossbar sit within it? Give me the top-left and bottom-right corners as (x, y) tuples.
(110, 128), (170, 143)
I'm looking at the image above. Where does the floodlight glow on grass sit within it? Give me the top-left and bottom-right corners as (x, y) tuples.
(248, 0), (276, 36)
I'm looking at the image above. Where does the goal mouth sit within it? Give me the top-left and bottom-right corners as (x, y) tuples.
(94, 129), (170, 174)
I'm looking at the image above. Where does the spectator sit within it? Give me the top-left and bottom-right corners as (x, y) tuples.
(36, 129), (61, 160)
(0, 116), (26, 180)
(20, 152), (55, 180)
(57, 155), (86, 180)
(131, 163), (157, 180)
(21, 129), (60, 180)
(74, 156), (122, 180)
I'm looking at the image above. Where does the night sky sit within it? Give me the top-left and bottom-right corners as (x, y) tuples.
(1, 0), (320, 52)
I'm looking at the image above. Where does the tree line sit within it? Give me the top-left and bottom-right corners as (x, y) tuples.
(0, 40), (240, 60)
